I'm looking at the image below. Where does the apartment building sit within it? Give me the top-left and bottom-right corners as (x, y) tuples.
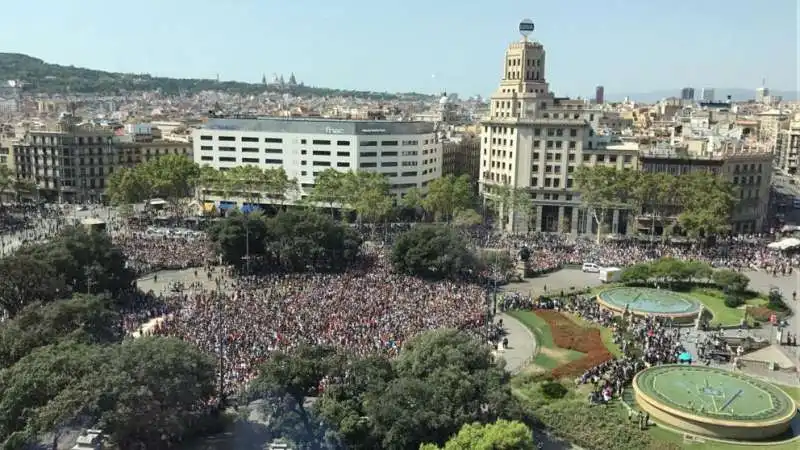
(776, 120), (800, 174)
(639, 140), (772, 234)
(12, 116), (114, 203)
(478, 28), (637, 234)
(191, 117), (441, 205)
(442, 136), (480, 180)
(113, 127), (192, 169)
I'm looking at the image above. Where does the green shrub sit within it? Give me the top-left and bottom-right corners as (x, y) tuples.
(540, 381), (568, 399)
(535, 400), (656, 450)
(767, 290), (789, 312)
(723, 294), (745, 308)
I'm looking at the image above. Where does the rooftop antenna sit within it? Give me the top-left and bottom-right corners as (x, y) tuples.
(519, 19), (535, 41)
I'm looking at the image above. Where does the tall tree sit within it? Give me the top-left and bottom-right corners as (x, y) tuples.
(485, 183), (532, 232)
(423, 175), (475, 222)
(574, 166), (631, 242)
(106, 167), (150, 206)
(346, 172), (393, 225)
(263, 167), (298, 207)
(677, 171), (736, 238)
(308, 168), (348, 217)
(632, 172), (677, 242)
(223, 165), (269, 206)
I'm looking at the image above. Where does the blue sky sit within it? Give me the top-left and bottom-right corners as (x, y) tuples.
(1, 0), (797, 97)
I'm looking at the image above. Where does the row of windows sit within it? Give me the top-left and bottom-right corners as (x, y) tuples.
(360, 139), (432, 146)
(201, 136), (432, 148)
(199, 155), (282, 164)
(200, 135), (283, 144)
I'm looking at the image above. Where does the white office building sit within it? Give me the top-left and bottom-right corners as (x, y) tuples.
(192, 117), (442, 205)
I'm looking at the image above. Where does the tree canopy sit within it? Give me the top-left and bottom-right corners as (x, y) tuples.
(420, 420), (536, 450)
(208, 208), (362, 272)
(306, 169), (394, 223)
(420, 175), (475, 222)
(484, 183), (533, 231)
(620, 257), (749, 293)
(0, 226), (135, 316)
(391, 225), (478, 280)
(574, 166), (737, 240)
(106, 154), (200, 207)
(247, 328), (523, 450)
(0, 294), (122, 369)
(0, 337), (218, 450)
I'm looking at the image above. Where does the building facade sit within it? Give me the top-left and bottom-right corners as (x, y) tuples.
(192, 117), (441, 204)
(114, 139), (193, 169)
(478, 28), (638, 234)
(595, 86), (604, 104)
(776, 121), (800, 175)
(12, 117), (114, 203)
(442, 136), (480, 180)
(680, 87), (695, 101)
(639, 144), (772, 234)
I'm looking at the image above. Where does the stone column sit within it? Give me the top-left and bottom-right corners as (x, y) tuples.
(612, 209), (620, 235)
(571, 207), (580, 234)
(557, 206), (565, 233)
(535, 205), (543, 232)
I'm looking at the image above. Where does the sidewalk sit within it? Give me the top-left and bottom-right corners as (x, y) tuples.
(496, 312), (537, 373)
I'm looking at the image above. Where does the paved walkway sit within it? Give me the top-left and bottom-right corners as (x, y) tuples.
(495, 313), (537, 373)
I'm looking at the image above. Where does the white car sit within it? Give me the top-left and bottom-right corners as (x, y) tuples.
(582, 262), (601, 273)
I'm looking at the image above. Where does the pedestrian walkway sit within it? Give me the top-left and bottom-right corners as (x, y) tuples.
(496, 312), (537, 373)
(130, 316), (165, 338)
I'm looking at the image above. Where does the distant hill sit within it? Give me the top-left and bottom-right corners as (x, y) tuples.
(0, 53), (428, 100)
(606, 88), (799, 103)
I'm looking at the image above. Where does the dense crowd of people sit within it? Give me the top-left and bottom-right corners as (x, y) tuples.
(113, 231), (215, 274)
(149, 253), (486, 394)
(489, 233), (800, 276)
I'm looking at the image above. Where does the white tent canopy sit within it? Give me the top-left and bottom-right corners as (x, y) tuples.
(767, 237), (800, 250)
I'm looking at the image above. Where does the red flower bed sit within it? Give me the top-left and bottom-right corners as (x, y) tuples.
(534, 309), (614, 379)
(746, 306), (790, 322)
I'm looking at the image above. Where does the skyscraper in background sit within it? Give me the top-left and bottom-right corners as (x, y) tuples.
(701, 88), (715, 102)
(680, 87), (695, 101)
(595, 85), (604, 104)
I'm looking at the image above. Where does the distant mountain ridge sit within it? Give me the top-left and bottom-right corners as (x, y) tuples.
(606, 88), (799, 103)
(0, 52), (429, 100)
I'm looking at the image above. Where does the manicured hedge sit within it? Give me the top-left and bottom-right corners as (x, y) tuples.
(534, 310), (614, 378)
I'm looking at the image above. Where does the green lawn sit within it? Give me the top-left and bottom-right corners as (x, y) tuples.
(505, 310), (584, 370)
(689, 288), (767, 327)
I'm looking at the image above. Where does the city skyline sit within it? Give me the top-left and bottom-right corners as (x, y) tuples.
(0, 0), (797, 98)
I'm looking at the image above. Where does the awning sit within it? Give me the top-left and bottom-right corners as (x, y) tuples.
(241, 203), (262, 214)
(218, 201), (236, 211)
(767, 237), (800, 250)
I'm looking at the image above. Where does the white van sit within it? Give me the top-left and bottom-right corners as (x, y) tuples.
(582, 262), (601, 273)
